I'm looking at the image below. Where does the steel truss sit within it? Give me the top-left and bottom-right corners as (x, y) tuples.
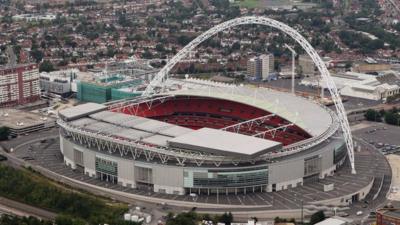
(142, 16), (356, 174)
(221, 114), (276, 133)
(253, 124), (294, 139)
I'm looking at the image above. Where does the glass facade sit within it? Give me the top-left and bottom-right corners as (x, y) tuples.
(334, 143), (347, 163)
(184, 166), (268, 188)
(304, 155), (321, 176)
(95, 157), (118, 184)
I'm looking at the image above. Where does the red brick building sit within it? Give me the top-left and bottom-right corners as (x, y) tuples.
(0, 64), (40, 107)
(377, 208), (400, 225)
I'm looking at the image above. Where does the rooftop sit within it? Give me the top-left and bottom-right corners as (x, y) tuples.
(168, 127), (282, 157)
(0, 109), (54, 129)
(58, 103), (108, 121)
(314, 217), (352, 225)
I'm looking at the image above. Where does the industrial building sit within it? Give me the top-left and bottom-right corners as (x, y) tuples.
(246, 54), (275, 80)
(0, 64), (41, 107)
(299, 54), (317, 77)
(300, 72), (400, 101)
(77, 73), (142, 103)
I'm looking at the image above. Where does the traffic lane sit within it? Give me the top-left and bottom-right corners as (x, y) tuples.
(0, 127), (59, 151)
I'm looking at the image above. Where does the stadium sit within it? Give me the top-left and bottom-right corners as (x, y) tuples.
(55, 17), (381, 205)
(57, 82), (347, 196)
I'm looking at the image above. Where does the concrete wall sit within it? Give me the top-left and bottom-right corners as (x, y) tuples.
(311, 178), (374, 206)
(62, 136), (75, 169)
(83, 150), (96, 177)
(268, 159), (304, 191)
(117, 159), (135, 188)
(152, 165), (185, 194)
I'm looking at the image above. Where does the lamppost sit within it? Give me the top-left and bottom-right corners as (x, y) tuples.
(284, 44), (297, 95)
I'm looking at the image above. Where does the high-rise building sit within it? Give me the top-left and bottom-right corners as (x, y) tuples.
(299, 54), (316, 77)
(246, 58), (258, 78)
(246, 53), (275, 80)
(0, 64), (40, 107)
(259, 54), (274, 80)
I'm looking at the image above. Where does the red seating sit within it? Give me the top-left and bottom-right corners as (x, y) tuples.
(112, 96), (311, 146)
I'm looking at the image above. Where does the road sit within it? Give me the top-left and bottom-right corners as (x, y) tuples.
(0, 195), (57, 220)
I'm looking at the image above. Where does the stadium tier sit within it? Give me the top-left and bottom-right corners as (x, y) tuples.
(58, 86), (346, 195)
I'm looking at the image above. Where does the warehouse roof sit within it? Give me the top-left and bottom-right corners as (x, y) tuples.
(168, 128), (282, 157)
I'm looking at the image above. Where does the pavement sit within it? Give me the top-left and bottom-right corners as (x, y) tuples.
(386, 154), (400, 201)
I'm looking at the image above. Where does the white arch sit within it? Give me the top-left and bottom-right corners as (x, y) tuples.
(143, 16), (356, 174)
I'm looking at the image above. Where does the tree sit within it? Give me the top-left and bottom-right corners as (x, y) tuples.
(31, 49), (44, 63)
(39, 60), (55, 72)
(0, 127), (10, 140)
(384, 111), (400, 126)
(309, 211), (325, 225)
(219, 212), (233, 225)
(177, 35), (192, 46)
(231, 42), (241, 51)
(364, 109), (382, 122)
(166, 211), (197, 225)
(155, 44), (165, 53)
(142, 49), (153, 59)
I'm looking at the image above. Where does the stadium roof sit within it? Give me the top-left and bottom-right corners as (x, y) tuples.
(163, 86), (334, 137)
(69, 111), (193, 147)
(89, 111), (192, 136)
(59, 103), (107, 121)
(168, 128), (282, 157)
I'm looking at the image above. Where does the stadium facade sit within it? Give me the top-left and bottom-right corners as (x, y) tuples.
(58, 84), (347, 195)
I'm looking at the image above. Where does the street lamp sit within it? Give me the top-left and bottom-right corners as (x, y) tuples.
(284, 44), (297, 95)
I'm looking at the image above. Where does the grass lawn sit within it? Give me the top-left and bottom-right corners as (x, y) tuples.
(237, 0), (261, 8)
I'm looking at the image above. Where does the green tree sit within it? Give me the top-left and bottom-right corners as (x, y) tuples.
(166, 210), (197, 225)
(384, 111), (400, 126)
(31, 49), (44, 63)
(309, 210), (325, 225)
(364, 109), (382, 122)
(0, 126), (10, 140)
(219, 212), (233, 225)
(39, 60), (55, 72)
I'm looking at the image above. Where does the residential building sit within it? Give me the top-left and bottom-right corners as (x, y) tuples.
(246, 53), (274, 80)
(0, 64), (40, 107)
(259, 53), (274, 80)
(247, 58), (258, 78)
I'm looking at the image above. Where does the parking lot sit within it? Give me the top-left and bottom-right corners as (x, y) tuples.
(353, 122), (400, 155)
